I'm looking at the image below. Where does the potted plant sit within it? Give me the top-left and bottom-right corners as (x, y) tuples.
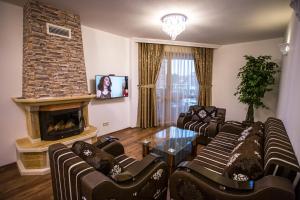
(234, 55), (279, 124)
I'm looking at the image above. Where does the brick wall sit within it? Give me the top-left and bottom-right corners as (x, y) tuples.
(22, 0), (88, 98)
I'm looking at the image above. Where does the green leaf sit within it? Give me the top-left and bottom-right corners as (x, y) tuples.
(235, 55), (279, 112)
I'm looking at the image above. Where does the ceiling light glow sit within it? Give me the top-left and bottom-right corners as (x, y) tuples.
(279, 43), (290, 55)
(161, 13), (187, 40)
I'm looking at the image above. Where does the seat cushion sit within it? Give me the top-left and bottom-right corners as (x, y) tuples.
(114, 154), (138, 169)
(208, 132), (239, 153)
(183, 121), (209, 135)
(191, 132), (238, 175)
(110, 154), (138, 182)
(193, 150), (229, 175)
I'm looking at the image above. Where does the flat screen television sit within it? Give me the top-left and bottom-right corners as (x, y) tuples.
(95, 75), (128, 99)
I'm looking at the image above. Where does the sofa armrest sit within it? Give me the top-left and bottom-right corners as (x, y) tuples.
(220, 122), (245, 135)
(177, 113), (192, 128)
(81, 171), (116, 200)
(126, 153), (163, 178)
(177, 161), (254, 191)
(216, 108), (226, 123)
(205, 120), (219, 138)
(93, 136), (119, 149)
(170, 161), (295, 200)
(81, 159), (169, 200)
(100, 141), (125, 157)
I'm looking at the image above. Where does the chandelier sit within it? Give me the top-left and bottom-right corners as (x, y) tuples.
(161, 13), (187, 40)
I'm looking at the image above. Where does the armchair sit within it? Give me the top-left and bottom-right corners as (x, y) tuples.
(49, 138), (169, 200)
(177, 105), (226, 144)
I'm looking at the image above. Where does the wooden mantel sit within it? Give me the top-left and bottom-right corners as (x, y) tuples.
(12, 95), (97, 175)
(12, 94), (96, 106)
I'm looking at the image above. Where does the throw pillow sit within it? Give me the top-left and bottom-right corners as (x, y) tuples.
(191, 107), (209, 122)
(205, 106), (217, 118)
(251, 122), (264, 137)
(191, 113), (201, 121)
(72, 141), (116, 175)
(223, 152), (263, 181)
(236, 122), (264, 143)
(225, 134), (264, 182)
(231, 135), (263, 161)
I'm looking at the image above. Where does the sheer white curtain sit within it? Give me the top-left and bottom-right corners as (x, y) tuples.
(156, 45), (199, 126)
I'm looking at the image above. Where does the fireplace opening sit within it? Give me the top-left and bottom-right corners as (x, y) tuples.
(39, 107), (84, 141)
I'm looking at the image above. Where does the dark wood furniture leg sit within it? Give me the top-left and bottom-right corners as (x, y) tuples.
(192, 139), (197, 157)
(167, 153), (175, 176)
(142, 141), (150, 157)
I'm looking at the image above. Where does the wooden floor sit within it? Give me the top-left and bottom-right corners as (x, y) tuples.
(0, 127), (203, 200)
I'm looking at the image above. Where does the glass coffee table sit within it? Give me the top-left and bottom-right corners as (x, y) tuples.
(141, 126), (198, 174)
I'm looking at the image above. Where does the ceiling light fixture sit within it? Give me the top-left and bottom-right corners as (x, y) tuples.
(161, 13), (187, 40)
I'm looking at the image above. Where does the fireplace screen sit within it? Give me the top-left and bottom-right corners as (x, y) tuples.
(39, 107), (84, 140)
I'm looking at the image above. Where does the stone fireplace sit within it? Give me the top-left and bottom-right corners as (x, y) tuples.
(39, 104), (84, 141)
(13, 96), (97, 175)
(12, 1), (97, 175)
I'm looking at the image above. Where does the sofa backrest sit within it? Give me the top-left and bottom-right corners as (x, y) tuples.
(264, 117), (300, 187)
(49, 143), (96, 200)
(188, 105), (226, 121)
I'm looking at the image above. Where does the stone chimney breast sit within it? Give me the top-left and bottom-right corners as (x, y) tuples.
(22, 0), (88, 98)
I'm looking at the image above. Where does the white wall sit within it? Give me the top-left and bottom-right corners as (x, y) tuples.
(129, 41), (139, 127)
(82, 26), (131, 136)
(0, 1), (26, 167)
(212, 38), (283, 122)
(0, 1), (291, 167)
(277, 14), (300, 162)
(0, 2), (132, 166)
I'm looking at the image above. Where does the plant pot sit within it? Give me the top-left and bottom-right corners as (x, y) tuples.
(245, 104), (254, 124)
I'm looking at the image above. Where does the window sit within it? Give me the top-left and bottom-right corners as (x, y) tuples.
(156, 46), (199, 126)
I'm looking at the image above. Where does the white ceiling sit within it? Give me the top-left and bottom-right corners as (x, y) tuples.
(5, 0), (292, 44)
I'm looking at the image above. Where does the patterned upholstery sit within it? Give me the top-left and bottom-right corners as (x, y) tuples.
(264, 118), (300, 186)
(114, 154), (138, 169)
(170, 117), (299, 200)
(49, 144), (95, 200)
(49, 142), (169, 200)
(177, 105), (226, 144)
(184, 106), (218, 134)
(183, 121), (210, 136)
(187, 118), (300, 184)
(193, 132), (238, 175)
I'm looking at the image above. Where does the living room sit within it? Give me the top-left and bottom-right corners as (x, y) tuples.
(0, 0), (300, 199)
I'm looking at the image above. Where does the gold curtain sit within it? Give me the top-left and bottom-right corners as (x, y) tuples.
(193, 47), (214, 106)
(137, 43), (164, 128)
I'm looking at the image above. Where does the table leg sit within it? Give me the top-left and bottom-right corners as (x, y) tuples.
(167, 154), (175, 175)
(192, 140), (197, 157)
(142, 142), (150, 157)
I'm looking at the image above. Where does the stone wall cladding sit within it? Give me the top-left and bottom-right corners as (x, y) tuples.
(22, 0), (88, 98)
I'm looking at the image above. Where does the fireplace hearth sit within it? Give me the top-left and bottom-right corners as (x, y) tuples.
(12, 95), (97, 175)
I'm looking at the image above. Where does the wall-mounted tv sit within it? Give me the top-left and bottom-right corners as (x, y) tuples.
(95, 75), (128, 99)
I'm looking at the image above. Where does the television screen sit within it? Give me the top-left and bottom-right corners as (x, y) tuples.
(95, 75), (128, 99)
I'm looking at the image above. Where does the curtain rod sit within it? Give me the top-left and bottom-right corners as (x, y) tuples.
(131, 37), (221, 49)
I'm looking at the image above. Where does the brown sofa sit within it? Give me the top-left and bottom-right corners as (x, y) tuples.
(170, 117), (300, 200)
(177, 105), (226, 144)
(49, 138), (169, 200)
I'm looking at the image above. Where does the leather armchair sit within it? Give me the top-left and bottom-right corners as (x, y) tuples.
(177, 105), (226, 144)
(49, 138), (169, 200)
